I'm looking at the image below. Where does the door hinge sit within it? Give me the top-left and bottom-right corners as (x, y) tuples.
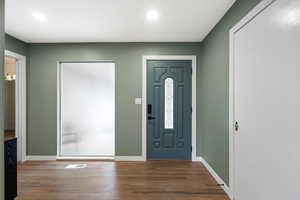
(191, 107), (193, 113)
(190, 146), (193, 152)
(191, 68), (193, 74)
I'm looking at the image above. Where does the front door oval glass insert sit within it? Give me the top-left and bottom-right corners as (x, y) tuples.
(164, 78), (174, 129)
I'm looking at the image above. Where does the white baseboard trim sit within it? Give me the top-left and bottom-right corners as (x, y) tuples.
(192, 156), (203, 162)
(56, 156), (114, 160)
(26, 156), (57, 161)
(200, 157), (233, 199)
(114, 156), (145, 161)
(26, 156), (145, 161)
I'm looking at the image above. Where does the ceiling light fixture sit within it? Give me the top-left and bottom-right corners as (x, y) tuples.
(32, 12), (47, 22)
(4, 73), (16, 81)
(284, 9), (300, 26)
(146, 10), (159, 22)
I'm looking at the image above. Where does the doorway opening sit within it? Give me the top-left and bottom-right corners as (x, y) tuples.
(4, 50), (27, 162)
(4, 56), (16, 141)
(57, 61), (115, 159)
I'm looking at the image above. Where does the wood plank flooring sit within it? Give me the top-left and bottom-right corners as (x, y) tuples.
(16, 161), (229, 200)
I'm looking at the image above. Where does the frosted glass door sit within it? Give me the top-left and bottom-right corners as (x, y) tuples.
(60, 62), (115, 157)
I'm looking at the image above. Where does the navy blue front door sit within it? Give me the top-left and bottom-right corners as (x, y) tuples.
(147, 60), (192, 160)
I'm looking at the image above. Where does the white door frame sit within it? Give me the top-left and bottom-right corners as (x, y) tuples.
(5, 50), (27, 162)
(142, 55), (197, 161)
(229, 0), (276, 198)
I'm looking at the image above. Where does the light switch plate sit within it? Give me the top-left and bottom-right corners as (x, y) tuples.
(135, 98), (142, 105)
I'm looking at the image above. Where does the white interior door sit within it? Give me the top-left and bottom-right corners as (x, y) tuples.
(60, 62), (115, 157)
(233, 0), (300, 199)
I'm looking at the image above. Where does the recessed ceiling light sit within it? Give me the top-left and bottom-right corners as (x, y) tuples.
(146, 10), (159, 22)
(284, 9), (300, 26)
(32, 12), (47, 22)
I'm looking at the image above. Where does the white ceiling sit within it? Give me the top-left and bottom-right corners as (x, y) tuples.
(5, 0), (236, 43)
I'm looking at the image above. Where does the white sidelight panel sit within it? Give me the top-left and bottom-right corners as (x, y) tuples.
(60, 62), (115, 157)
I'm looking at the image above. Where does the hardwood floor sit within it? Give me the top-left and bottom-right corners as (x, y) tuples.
(17, 161), (229, 200)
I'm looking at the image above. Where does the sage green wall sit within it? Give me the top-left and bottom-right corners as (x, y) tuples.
(0, 0), (5, 199)
(5, 34), (28, 56)
(28, 43), (202, 156)
(197, 0), (261, 185)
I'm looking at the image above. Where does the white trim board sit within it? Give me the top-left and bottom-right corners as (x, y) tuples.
(26, 156), (57, 161)
(27, 156), (143, 161)
(200, 157), (233, 199)
(142, 55), (197, 162)
(193, 156), (203, 162)
(57, 156), (114, 161)
(5, 50), (27, 163)
(114, 156), (145, 161)
(229, 0), (276, 199)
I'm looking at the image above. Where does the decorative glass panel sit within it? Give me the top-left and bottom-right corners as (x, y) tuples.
(164, 78), (174, 129)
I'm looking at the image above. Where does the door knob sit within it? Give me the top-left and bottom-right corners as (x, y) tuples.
(235, 121), (239, 131)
